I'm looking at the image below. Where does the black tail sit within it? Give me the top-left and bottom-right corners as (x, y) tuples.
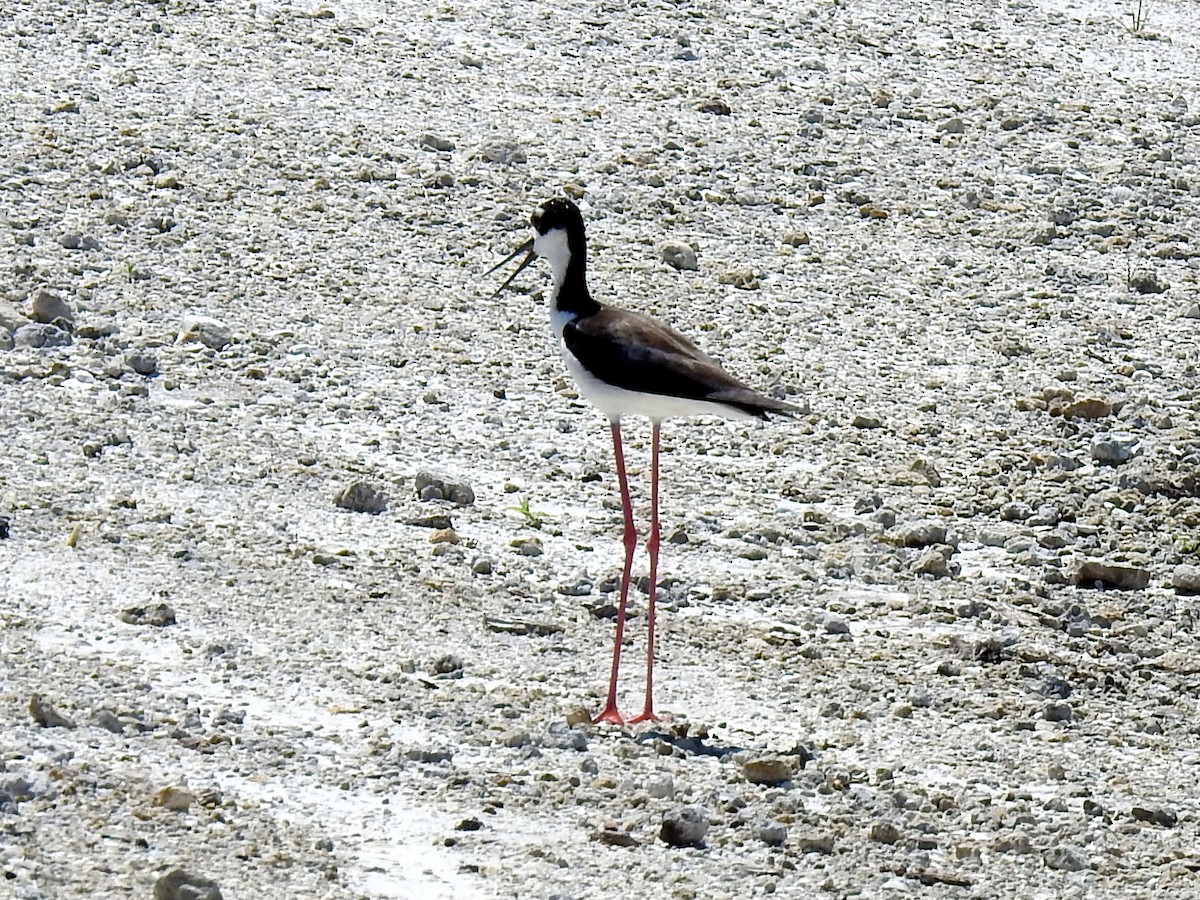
(709, 387), (801, 420)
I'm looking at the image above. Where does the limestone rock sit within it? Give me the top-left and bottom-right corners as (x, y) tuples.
(1074, 561), (1150, 591)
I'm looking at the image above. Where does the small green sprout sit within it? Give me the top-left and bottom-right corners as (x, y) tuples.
(510, 496), (549, 530)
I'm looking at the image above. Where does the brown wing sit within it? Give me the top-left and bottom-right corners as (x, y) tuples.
(562, 308), (797, 418)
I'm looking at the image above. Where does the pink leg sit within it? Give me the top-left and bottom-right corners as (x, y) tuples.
(593, 420), (637, 725)
(629, 421), (662, 724)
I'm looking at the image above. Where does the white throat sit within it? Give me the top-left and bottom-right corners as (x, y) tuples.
(534, 227), (580, 342)
(533, 228), (572, 291)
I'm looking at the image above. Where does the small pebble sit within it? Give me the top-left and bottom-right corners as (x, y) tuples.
(1171, 564), (1200, 594)
(125, 350), (158, 376)
(1073, 561), (1150, 591)
(404, 747), (453, 763)
(499, 729), (530, 749)
(29, 694), (76, 729)
(910, 457), (942, 487)
(1091, 433), (1139, 465)
(431, 654), (463, 676)
(557, 577), (593, 597)
(15, 323), (72, 348)
(594, 828), (639, 847)
(420, 133), (456, 152)
(1060, 397), (1112, 419)
(153, 870), (223, 900)
(406, 513), (453, 529)
(660, 241), (699, 271)
(29, 288), (73, 325)
(895, 521), (948, 548)
(565, 708), (591, 728)
(511, 537), (543, 556)
(335, 481), (388, 514)
(646, 773), (675, 799)
(909, 687), (934, 708)
(1043, 702), (1073, 723)
(660, 806), (709, 847)
(913, 546), (954, 577)
(869, 821), (902, 844)
(758, 821), (788, 846)
(796, 833), (835, 854)
(153, 785), (197, 812)
(477, 140), (527, 165)
(176, 314), (232, 350)
(415, 471), (474, 506)
(743, 758), (793, 786)
(1043, 845), (1089, 872)
(1131, 806), (1178, 828)
(119, 604), (177, 627)
(60, 233), (102, 251)
(696, 97), (731, 115)
(822, 614), (850, 635)
(429, 527), (459, 545)
(1128, 271), (1168, 294)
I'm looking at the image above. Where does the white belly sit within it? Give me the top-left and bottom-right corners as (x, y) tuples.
(561, 350), (752, 421)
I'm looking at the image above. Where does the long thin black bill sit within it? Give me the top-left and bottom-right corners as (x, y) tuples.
(487, 238), (536, 298)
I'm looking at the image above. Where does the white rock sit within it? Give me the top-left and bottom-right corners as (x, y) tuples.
(660, 241), (699, 271)
(176, 315), (232, 350)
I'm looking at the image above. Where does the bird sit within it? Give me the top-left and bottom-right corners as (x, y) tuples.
(490, 197), (797, 725)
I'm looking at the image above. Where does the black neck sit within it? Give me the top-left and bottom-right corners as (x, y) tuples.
(557, 240), (600, 316)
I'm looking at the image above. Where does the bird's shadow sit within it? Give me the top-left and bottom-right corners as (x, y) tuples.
(634, 729), (814, 766)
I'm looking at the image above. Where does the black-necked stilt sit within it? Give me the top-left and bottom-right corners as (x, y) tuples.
(491, 198), (797, 725)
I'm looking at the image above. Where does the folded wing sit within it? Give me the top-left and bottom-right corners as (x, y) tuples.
(562, 308), (797, 420)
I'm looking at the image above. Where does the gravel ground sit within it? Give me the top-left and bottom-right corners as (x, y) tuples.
(3, 0), (1200, 897)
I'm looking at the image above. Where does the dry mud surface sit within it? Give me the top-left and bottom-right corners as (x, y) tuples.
(3, 0), (1200, 898)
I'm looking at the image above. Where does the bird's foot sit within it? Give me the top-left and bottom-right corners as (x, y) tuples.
(628, 709), (668, 725)
(592, 705), (626, 726)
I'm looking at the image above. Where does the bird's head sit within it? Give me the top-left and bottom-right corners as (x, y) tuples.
(489, 198), (587, 296)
